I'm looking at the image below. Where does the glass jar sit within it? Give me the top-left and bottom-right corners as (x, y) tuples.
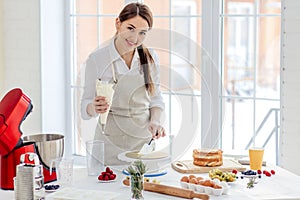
(130, 174), (144, 200)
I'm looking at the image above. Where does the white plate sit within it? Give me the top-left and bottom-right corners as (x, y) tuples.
(45, 188), (60, 193)
(98, 179), (116, 183)
(122, 169), (167, 177)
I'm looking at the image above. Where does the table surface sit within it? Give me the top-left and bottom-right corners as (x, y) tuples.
(2, 162), (300, 200)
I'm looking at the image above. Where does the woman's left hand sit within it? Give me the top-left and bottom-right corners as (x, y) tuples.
(148, 122), (166, 139)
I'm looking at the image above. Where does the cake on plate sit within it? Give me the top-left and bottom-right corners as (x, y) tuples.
(193, 149), (223, 167)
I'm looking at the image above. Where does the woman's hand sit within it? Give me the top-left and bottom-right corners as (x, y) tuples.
(94, 96), (110, 114)
(148, 122), (166, 139)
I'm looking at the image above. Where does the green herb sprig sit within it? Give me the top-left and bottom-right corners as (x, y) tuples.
(127, 160), (147, 199)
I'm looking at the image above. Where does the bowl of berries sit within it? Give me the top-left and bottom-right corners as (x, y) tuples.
(44, 184), (60, 193)
(97, 167), (117, 182)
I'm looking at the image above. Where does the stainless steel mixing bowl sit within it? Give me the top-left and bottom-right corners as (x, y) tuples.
(22, 133), (64, 168)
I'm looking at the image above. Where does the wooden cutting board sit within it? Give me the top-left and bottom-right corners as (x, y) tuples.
(172, 159), (246, 173)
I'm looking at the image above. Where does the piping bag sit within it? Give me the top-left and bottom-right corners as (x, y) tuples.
(96, 79), (115, 134)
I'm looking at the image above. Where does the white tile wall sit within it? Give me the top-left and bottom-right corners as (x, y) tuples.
(281, 0), (300, 175)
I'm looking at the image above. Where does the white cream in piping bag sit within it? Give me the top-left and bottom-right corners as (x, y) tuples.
(96, 79), (115, 134)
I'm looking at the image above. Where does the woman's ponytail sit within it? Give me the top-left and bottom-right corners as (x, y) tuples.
(137, 45), (155, 96)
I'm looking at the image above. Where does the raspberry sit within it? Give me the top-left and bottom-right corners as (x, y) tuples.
(270, 170), (275, 175)
(257, 170), (262, 174)
(265, 171), (271, 177)
(232, 169), (238, 174)
(98, 175), (103, 180)
(106, 167), (111, 173)
(263, 170), (268, 175)
(109, 174), (116, 180)
(99, 167), (115, 181)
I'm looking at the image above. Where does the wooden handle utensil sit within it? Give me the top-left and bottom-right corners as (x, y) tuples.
(123, 179), (209, 200)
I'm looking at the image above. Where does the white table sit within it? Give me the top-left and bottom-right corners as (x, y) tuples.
(2, 164), (300, 200)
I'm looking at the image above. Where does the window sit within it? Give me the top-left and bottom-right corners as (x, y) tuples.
(68, 0), (281, 164)
(221, 0), (281, 164)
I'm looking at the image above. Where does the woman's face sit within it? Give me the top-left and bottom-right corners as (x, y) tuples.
(115, 16), (149, 53)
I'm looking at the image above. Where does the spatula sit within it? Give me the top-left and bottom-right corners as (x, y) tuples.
(138, 131), (158, 155)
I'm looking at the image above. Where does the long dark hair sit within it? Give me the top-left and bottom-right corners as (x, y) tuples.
(118, 2), (155, 95)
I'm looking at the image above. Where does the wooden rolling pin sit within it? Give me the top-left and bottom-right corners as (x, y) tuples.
(123, 179), (209, 200)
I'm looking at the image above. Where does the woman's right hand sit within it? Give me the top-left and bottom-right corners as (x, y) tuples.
(94, 96), (110, 114)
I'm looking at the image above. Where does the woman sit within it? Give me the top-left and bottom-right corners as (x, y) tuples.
(81, 3), (166, 165)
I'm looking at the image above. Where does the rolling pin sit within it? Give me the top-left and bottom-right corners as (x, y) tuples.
(123, 179), (209, 200)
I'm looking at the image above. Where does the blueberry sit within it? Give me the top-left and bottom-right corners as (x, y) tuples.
(45, 184), (59, 190)
(250, 171), (256, 175)
(258, 175), (261, 178)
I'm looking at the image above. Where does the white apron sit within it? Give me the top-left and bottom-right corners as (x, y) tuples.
(94, 63), (152, 165)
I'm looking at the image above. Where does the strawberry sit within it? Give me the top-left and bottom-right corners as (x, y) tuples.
(104, 175), (109, 181)
(232, 169), (238, 174)
(270, 170), (275, 175)
(263, 170), (268, 175)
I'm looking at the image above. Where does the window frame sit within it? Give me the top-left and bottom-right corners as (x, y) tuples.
(64, 0), (281, 164)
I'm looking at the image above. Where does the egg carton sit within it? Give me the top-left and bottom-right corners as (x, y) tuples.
(180, 179), (229, 196)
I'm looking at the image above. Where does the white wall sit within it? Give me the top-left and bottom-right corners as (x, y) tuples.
(0, 0), (66, 141)
(280, 0), (300, 175)
(0, 1), (4, 94)
(1, 0), (42, 134)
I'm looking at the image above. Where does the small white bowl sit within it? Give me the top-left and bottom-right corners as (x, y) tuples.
(220, 182), (229, 194)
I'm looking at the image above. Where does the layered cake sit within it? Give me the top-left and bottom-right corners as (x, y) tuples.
(193, 149), (223, 167)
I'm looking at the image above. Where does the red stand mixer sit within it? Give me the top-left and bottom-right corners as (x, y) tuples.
(0, 88), (63, 190)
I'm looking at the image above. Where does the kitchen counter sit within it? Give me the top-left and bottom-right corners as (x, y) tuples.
(2, 163), (300, 200)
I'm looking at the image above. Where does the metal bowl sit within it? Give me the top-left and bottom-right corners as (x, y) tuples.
(22, 133), (64, 168)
